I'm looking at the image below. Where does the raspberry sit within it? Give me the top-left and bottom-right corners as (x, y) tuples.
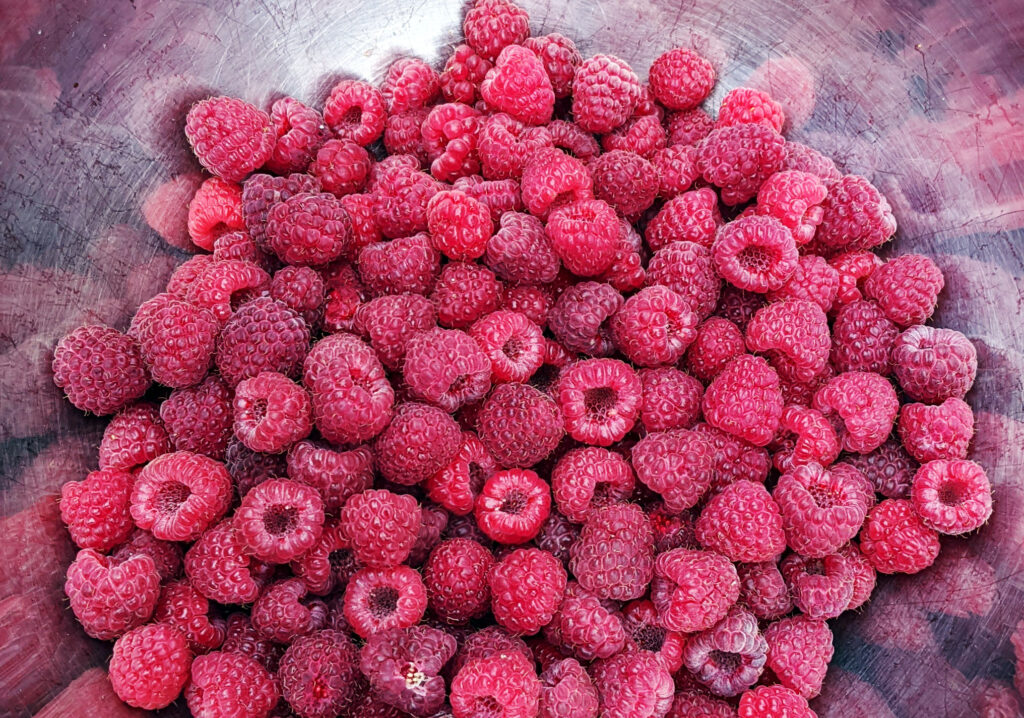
(370, 160), (441, 238)
(382, 57), (441, 114)
(127, 293), (217, 389)
(860, 498), (940, 574)
(698, 124), (786, 205)
(185, 651), (279, 718)
(521, 33), (580, 99)
(153, 578), (226, 653)
(693, 422), (771, 490)
(108, 623), (190, 709)
(131, 451), (232, 541)
(166, 253), (216, 297)
(545, 581), (626, 660)
(666, 692), (734, 718)
(539, 658), (599, 718)
(424, 538), (494, 624)
(766, 255), (839, 312)
(646, 240), (721, 319)
(323, 79), (386, 146)
(812, 371), (899, 453)
(572, 53), (643, 134)
(746, 299), (830, 382)
(303, 333), (394, 445)
(829, 300), (898, 375)
(60, 468), (134, 551)
(52, 325), (150, 415)
(450, 651), (541, 718)
(685, 318), (745, 382)
(185, 519), (269, 604)
(778, 366), (835, 410)
(337, 489), (420, 568)
(589, 650), (674, 718)
(755, 170), (826, 244)
(287, 440), (374, 514)
(186, 258), (271, 324)
(421, 102), (484, 181)
(695, 480), (786, 563)
(360, 233), (441, 296)
(551, 447), (634, 523)
(454, 175), (525, 220)
(309, 139), (372, 197)
(477, 382), (565, 467)
(772, 405), (841, 472)
(892, 325), (977, 403)
(470, 310), (545, 383)
(64, 549), (160, 640)
(270, 265), (326, 326)
(501, 285), (555, 330)
(780, 552), (854, 620)
(763, 615), (833, 699)
(426, 431), (496, 515)
(813, 175), (897, 254)
(702, 354), (783, 447)
(488, 547), (567, 635)
(774, 462), (873, 557)
(233, 478), (325, 563)
(639, 367), (703, 433)
(838, 541), (877, 610)
(475, 468), (551, 544)
(717, 87), (785, 132)
(185, 96), (274, 182)
(612, 285), (698, 367)
(619, 599), (685, 672)
(213, 229), (271, 268)
(251, 577), (328, 642)
(404, 327), (492, 412)
(384, 108), (431, 164)
(520, 147), (593, 218)
(715, 285), (765, 331)
(651, 144), (700, 199)
(288, 517), (352, 595)
(911, 459), (992, 535)
(440, 44), (493, 105)
(160, 375), (234, 459)
(780, 141), (840, 181)
(864, 253), (945, 327)
(374, 403), (461, 485)
(533, 511), (581, 568)
(737, 685), (815, 718)
(427, 190), (493, 261)
(570, 503), (654, 601)
(653, 548), (740, 633)
(829, 250), (882, 309)
(548, 281), (623, 356)
(453, 625), (535, 674)
(648, 47), (716, 110)
(647, 502), (699, 554)
(667, 108), (715, 146)
(241, 172), (322, 250)
(632, 429), (715, 512)
(100, 403), (172, 472)
(898, 398), (973, 463)
(265, 191), (352, 265)
(736, 561), (793, 620)
(187, 176), (245, 251)
(279, 630), (361, 717)
(463, 0), (530, 61)
(233, 372), (312, 453)
(266, 97), (330, 175)
(481, 45), (556, 126)
(360, 625), (457, 715)
(601, 116), (666, 160)
(645, 188), (721, 251)
(590, 150), (659, 218)
(352, 293), (435, 369)
(546, 120), (601, 162)
(547, 199), (620, 277)
(431, 262), (504, 329)
(714, 216), (799, 293)
(556, 358), (642, 446)
(683, 606), (767, 697)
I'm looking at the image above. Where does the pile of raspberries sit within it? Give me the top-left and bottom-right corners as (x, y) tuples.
(51, 0), (992, 716)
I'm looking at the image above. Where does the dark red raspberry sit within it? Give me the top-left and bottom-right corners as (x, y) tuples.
(843, 438), (916, 499)
(481, 45), (556, 126)
(737, 561), (793, 620)
(353, 293), (435, 369)
(860, 498), (940, 574)
(185, 519), (269, 604)
(548, 281), (622, 356)
(450, 651), (540, 718)
(185, 96), (275, 182)
(813, 174), (897, 254)
(430, 261), (504, 329)
(404, 327), (492, 411)
(546, 199), (619, 277)
(345, 564), (428, 638)
(186, 651), (279, 718)
(766, 254), (839, 312)
(601, 115), (667, 159)
(523, 32), (581, 98)
(186, 258), (271, 324)
(715, 285), (765, 331)
(470, 309), (545, 383)
(108, 622), (190, 709)
(52, 325), (150, 415)
(546, 120), (601, 161)
(611, 285), (698, 367)
(424, 538), (494, 624)
(667, 107), (715, 146)
(633, 429), (715, 512)
(774, 462), (873, 557)
(100, 403), (172, 472)
(713, 215), (798, 293)
(695, 480), (786, 563)
(153, 578), (226, 653)
(589, 150), (658, 218)
(384, 107), (431, 165)
(781, 140), (841, 181)
(279, 630), (361, 717)
(746, 299), (830, 381)
(685, 318), (745, 382)
(717, 87), (785, 132)
(382, 57), (441, 114)
(652, 548), (740, 633)
(64, 548), (160, 640)
(534, 511), (580, 569)
(738, 685), (815, 718)
(340, 489), (421, 567)
(556, 358), (642, 446)
(188, 176), (245, 251)
(478, 113), (553, 180)
(287, 440), (374, 514)
(520, 147), (593, 219)
(911, 459), (992, 535)
(453, 174), (524, 220)
(426, 431), (496, 515)
(645, 188), (720, 251)
(234, 478), (324, 563)
(892, 325), (978, 404)
(475, 468), (551, 544)
(590, 649), (674, 718)
(370, 159), (441, 238)
(453, 625), (534, 674)
(898, 397), (973, 462)
(764, 615), (833, 699)
(697, 124), (786, 205)
(241, 172), (321, 250)
(545, 581), (625, 660)
(779, 364), (835, 409)
(128, 293), (217, 388)
(551, 447), (634, 523)
(651, 144), (700, 199)
(649, 47), (715, 110)
(572, 54), (642, 134)
(421, 102), (484, 181)
(427, 189), (493, 261)
(813, 371), (899, 453)
(692, 422), (772, 490)
(570, 503), (654, 601)
(166, 253), (216, 298)
(440, 44), (493, 105)
(60, 468), (135, 552)
(131, 450), (232, 541)
(864, 253), (945, 327)
(216, 296), (309, 389)
(600, 219), (646, 293)
(323, 79), (386, 145)
(360, 625), (456, 715)
(251, 577), (328, 643)
(266, 97), (330, 175)
(639, 367), (703, 433)
(780, 551), (854, 620)
(702, 354), (783, 447)
(539, 658), (599, 718)
(159, 375), (234, 459)
(266, 191), (352, 265)
(488, 547), (567, 635)
(360, 233), (441, 297)
(270, 265), (326, 327)
(646, 240), (721, 319)
(683, 606), (767, 697)
(233, 372), (312, 453)
(772, 404), (841, 472)
(309, 139), (372, 197)
(477, 382), (564, 466)
(374, 402), (462, 485)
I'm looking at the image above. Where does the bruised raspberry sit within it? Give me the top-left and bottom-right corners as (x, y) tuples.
(384, 108), (431, 165)
(426, 431), (496, 515)
(651, 143), (700, 199)
(591, 650), (674, 718)
(370, 160), (442, 239)
(266, 191), (352, 266)
(843, 439), (917, 499)
(185, 650), (279, 718)
(216, 296), (309, 389)
(589, 150), (659, 218)
(539, 658), (599, 718)
(287, 440), (374, 514)
(450, 651), (541, 718)
(549, 281), (623, 357)
(361, 625), (457, 715)
(188, 176), (245, 251)
(693, 422), (771, 491)
(241, 172), (321, 250)
(279, 629), (361, 717)
(454, 174), (524, 221)
(404, 327), (491, 412)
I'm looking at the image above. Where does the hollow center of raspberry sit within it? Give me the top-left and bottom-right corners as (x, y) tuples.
(472, 696), (503, 718)
(154, 481), (191, 515)
(939, 480), (966, 506)
(368, 586), (399, 617)
(502, 337), (524, 361)
(448, 373), (473, 397)
(500, 490), (528, 515)
(468, 462), (489, 494)
(709, 650), (742, 673)
(249, 398), (268, 423)
(402, 662), (427, 688)
(263, 504), (298, 535)
(632, 624), (666, 652)
(738, 245), (773, 273)
(329, 549), (353, 573)
(341, 105), (363, 126)
(584, 386), (618, 416)
(803, 559), (826, 576)
(807, 483), (838, 509)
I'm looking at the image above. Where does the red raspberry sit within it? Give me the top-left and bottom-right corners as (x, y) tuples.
(590, 149), (658, 218)
(463, 0), (530, 61)
(645, 188), (721, 251)
(647, 502), (699, 554)
(266, 191), (352, 265)
(521, 147), (593, 218)
(290, 520), (354, 596)
(360, 625), (457, 715)
(353, 293), (435, 369)
(600, 218), (646, 293)
(813, 175), (897, 254)
(813, 371), (899, 453)
(694, 423), (771, 490)
(252, 577), (328, 643)
(185, 519), (269, 604)
(698, 124), (786, 205)
(548, 281), (623, 356)
(911, 459), (992, 535)
(453, 174), (524, 220)
(667, 691), (734, 718)
(639, 367), (703, 433)
(185, 96), (274, 182)
(339, 489), (420, 567)
(633, 429), (715, 512)
(522, 33), (581, 98)
(166, 253), (216, 297)
(653, 548), (740, 633)
(475, 468), (551, 544)
(780, 551), (854, 620)
(470, 310), (545, 383)
(649, 47), (716, 110)
(702, 354), (783, 447)
(265, 97), (330, 175)
(279, 630), (361, 717)
(187, 176), (245, 251)
(764, 615), (833, 699)
(424, 538), (494, 624)
(829, 299), (898, 375)
(430, 261), (504, 329)
(551, 447), (634, 523)
(539, 658), (599, 718)
(746, 299), (830, 382)
(546, 199), (619, 277)
(864, 253), (945, 327)
(774, 462), (873, 557)
(737, 685), (815, 718)
(591, 650), (674, 718)
(131, 451), (232, 541)
(270, 266), (326, 327)
(503, 284), (555, 327)
(829, 250), (882, 309)
(755, 170), (826, 244)
(695, 480), (786, 563)
(233, 372), (312, 453)
(839, 542), (877, 610)
(781, 140), (841, 181)
(213, 229), (271, 268)
(374, 402), (461, 485)
(451, 651), (541, 718)
(618, 600), (684, 672)
(100, 403), (172, 472)
(216, 296), (309, 389)
(234, 478), (324, 563)
(359, 233), (441, 296)
(766, 255), (839, 312)
(64, 549), (160, 640)
(667, 107), (715, 146)
(185, 651), (279, 718)
(556, 358), (641, 445)
(646, 240), (721, 319)
(108, 623), (190, 709)
(52, 325), (150, 415)
(303, 333), (394, 445)
(892, 325), (977, 404)
(384, 107), (431, 165)
(547, 120), (601, 161)
(308, 139), (372, 197)
(481, 45), (556, 126)
(440, 44), (493, 105)
(241, 172), (322, 250)
(323, 79), (386, 146)
(477, 382), (565, 467)
(60, 468), (134, 551)
(685, 318), (745, 382)
(453, 625), (535, 674)
(860, 498), (940, 574)
(489, 547), (567, 635)
(381, 57), (440, 114)
(683, 606), (767, 697)
(717, 87), (785, 132)
(772, 405), (841, 472)
(602, 115), (667, 160)
(714, 216), (799, 293)
(898, 398), (973, 463)
(426, 431), (496, 515)
(160, 375), (234, 459)
(612, 285), (698, 367)
(128, 293), (217, 388)
(370, 160), (441, 238)
(427, 189), (493, 261)
(186, 258), (271, 324)
(421, 102), (484, 181)
(404, 327), (492, 411)
(572, 54), (642, 133)
(287, 440), (374, 514)
(736, 561), (793, 620)
(153, 578), (226, 653)
(545, 581), (626, 660)
(570, 503), (654, 601)
(651, 144), (700, 199)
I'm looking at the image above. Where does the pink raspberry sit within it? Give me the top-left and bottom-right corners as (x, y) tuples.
(737, 685), (815, 718)
(813, 174), (897, 254)
(265, 97), (330, 174)
(685, 318), (745, 382)
(646, 188), (722, 251)
(290, 521), (353, 596)
(235, 478), (324, 563)
(153, 578), (227, 653)
(216, 296), (310, 388)
(128, 293), (217, 388)
(159, 375), (233, 458)
(612, 285), (698, 367)
(463, 0), (530, 61)
(185, 651), (279, 718)
(421, 102), (484, 181)
(755, 170), (827, 244)
(352, 293), (435, 369)
(381, 57), (440, 114)
(911, 459), (992, 535)
(520, 147), (593, 219)
(470, 310), (545, 383)
(717, 87), (785, 132)
(601, 114), (667, 159)
(488, 547), (567, 635)
(746, 299), (830, 382)
(99, 403), (172, 472)
(188, 176), (245, 251)
(405, 327), (492, 412)
(475, 469), (551, 544)
(108, 622), (191, 709)
(639, 367), (703, 433)
(702, 354), (783, 447)
(547, 119), (601, 161)
(241, 172), (321, 250)
(764, 615), (833, 699)
(651, 144), (700, 199)
(551, 447), (634, 523)
(548, 281), (623, 356)
(440, 43), (493, 105)
(233, 372), (312, 453)
(308, 139), (372, 197)
(646, 240), (722, 319)
(693, 422), (771, 490)
(477, 382), (565, 467)
(647, 503), (699, 554)
(570, 503), (654, 601)
(547, 199), (620, 277)
(424, 538), (494, 624)
(453, 626), (535, 674)
(781, 140), (841, 181)
(270, 265), (326, 327)
(323, 79), (386, 146)
(450, 651), (541, 718)
(683, 606), (767, 697)
(632, 429), (715, 512)
(265, 191), (352, 265)
(591, 650), (674, 718)
(384, 107), (430, 164)
(185, 96), (274, 182)
(829, 250), (883, 308)
(545, 581), (626, 660)
(737, 561), (793, 620)
(184, 519), (269, 604)
(713, 215), (798, 293)
(860, 498), (940, 574)
(485, 212), (562, 282)
(360, 625), (457, 715)
(572, 54), (642, 133)
(430, 261), (504, 329)
(766, 254), (839, 312)
(481, 44), (556, 126)
(695, 480), (786, 563)
(426, 189), (493, 261)
(52, 325), (150, 415)
(652, 548), (740, 633)
(344, 564), (427, 638)
(829, 300), (898, 375)
(589, 150), (659, 217)
(781, 551), (854, 620)
(774, 462), (873, 557)
(426, 431), (496, 515)
(812, 371), (899, 453)
(619, 599), (685, 672)
(478, 114), (553, 180)
(131, 451), (232, 542)
(454, 174), (524, 220)
(523, 33), (581, 98)
(279, 630), (361, 717)
(340, 489), (421, 567)
(844, 439), (916, 498)
(369, 159), (441, 238)
(772, 404), (841, 472)
(648, 47), (716, 110)
(539, 658), (599, 718)
(64, 548), (160, 640)
(892, 325), (977, 403)
(599, 221), (647, 294)
(185, 258), (271, 324)
(667, 107), (715, 146)
(214, 230), (270, 276)
(864, 253), (945, 327)
(698, 124), (786, 205)
(287, 440), (374, 514)
(556, 358), (642, 446)
(60, 468), (134, 552)
(374, 402), (461, 485)
(666, 691), (735, 718)
(898, 398), (973, 463)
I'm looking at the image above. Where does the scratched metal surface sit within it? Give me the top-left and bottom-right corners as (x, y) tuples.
(1, 0), (1023, 715)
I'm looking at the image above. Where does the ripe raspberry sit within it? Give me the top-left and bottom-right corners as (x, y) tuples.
(714, 216), (799, 293)
(763, 615), (833, 699)
(667, 107), (715, 146)
(279, 630), (361, 717)
(185, 519), (269, 604)
(337, 489), (420, 568)
(360, 625), (457, 715)
(863, 253), (945, 327)
(715, 285), (765, 331)
(430, 192), (496, 266)
(892, 325), (978, 404)
(384, 107), (431, 164)
(477, 382), (565, 466)
(185, 96), (274, 182)
(351, 293), (434, 369)
(100, 403), (172, 472)
(65, 549), (160, 640)
(533, 511), (580, 569)
(500, 285), (554, 330)
(127, 293), (217, 388)
(470, 310), (545, 383)
(693, 422), (771, 491)
(450, 651), (541, 718)
(780, 551), (854, 620)
(666, 691), (734, 718)
(898, 398), (973, 463)
(303, 333), (394, 445)
(108, 622), (190, 709)
(698, 124), (786, 205)
(772, 404), (841, 472)
(290, 519), (355, 596)
(185, 258), (271, 324)
(551, 447), (634, 523)
(233, 372), (312, 453)
(463, 0), (530, 61)
(453, 625), (535, 674)
(547, 199), (620, 277)
(241, 172), (322, 250)
(695, 480), (786, 563)
(646, 240), (721, 319)
(453, 174), (524, 220)
(618, 600), (684, 673)
(287, 440), (374, 514)
(546, 120), (601, 161)
(601, 220), (647, 293)
(475, 468), (551, 544)
(746, 299), (830, 382)
(829, 250), (883, 309)
(185, 650), (279, 718)
(430, 261), (504, 329)
(539, 658), (599, 718)
(153, 578), (226, 653)
(632, 429), (715, 512)
(911, 459), (992, 535)
(270, 265), (326, 327)
(653, 548), (740, 633)
(160, 375), (234, 458)
(187, 176), (246, 251)
(587, 150), (658, 218)
(591, 650), (674, 718)
(838, 541), (877, 610)
(265, 97), (330, 175)
(612, 285), (699, 367)
(375, 402), (461, 485)
(755, 170), (826, 244)
(572, 54), (642, 133)
(548, 281), (623, 356)
(421, 102), (484, 181)
(481, 45), (556, 126)
(647, 502), (699, 554)
(251, 578), (328, 643)
(544, 581), (625, 660)
(683, 606), (767, 697)
(309, 139), (372, 197)
(404, 328), (492, 412)
(648, 47), (715, 110)
(702, 354), (783, 447)
(829, 300), (898, 375)
(131, 451), (232, 541)
(860, 498), (940, 574)
(426, 431), (496, 515)
(737, 561), (793, 620)
(685, 318), (745, 382)
(774, 462), (873, 557)
(440, 43), (493, 105)
(424, 538), (494, 624)
(166, 253), (216, 298)
(60, 468), (134, 551)
(212, 229), (271, 268)
(360, 233), (441, 297)
(570, 503), (654, 601)
(265, 191), (352, 265)
(234, 478), (325, 563)
(382, 57), (441, 114)
(639, 367), (703, 433)
(717, 87), (785, 132)
(766, 255), (839, 312)
(370, 160), (441, 238)
(778, 366), (835, 411)
(651, 144), (700, 199)
(556, 358), (642, 446)
(601, 115), (666, 161)
(737, 685), (815, 718)
(52, 325), (150, 415)
(485, 547), (567, 637)
(323, 79), (386, 146)
(812, 371), (899, 453)
(520, 147), (593, 218)
(813, 175), (896, 254)
(645, 188), (721, 251)
(522, 32), (581, 98)
(781, 140), (840, 181)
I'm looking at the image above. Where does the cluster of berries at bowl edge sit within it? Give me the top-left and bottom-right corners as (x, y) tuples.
(52, 0), (992, 716)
